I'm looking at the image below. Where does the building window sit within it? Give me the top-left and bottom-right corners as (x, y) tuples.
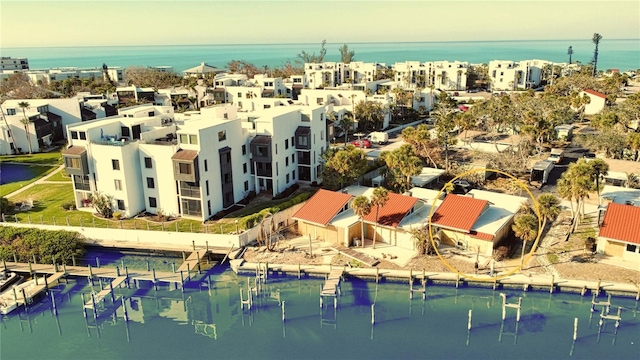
(292, 170), (295, 180)
(285, 139), (289, 149)
(114, 179), (122, 190)
(218, 131), (226, 141)
(291, 154), (295, 163)
(179, 163), (192, 175)
(243, 163), (247, 173)
(317, 98), (323, 105)
(79, 132), (87, 140)
(149, 197), (157, 208)
(112, 159), (120, 170)
(71, 131), (78, 139)
(321, 130), (324, 140)
(297, 136), (308, 147)
(179, 134), (188, 144)
(291, 136), (294, 146)
(204, 159), (208, 172)
(144, 157), (152, 168)
(146, 177), (155, 189)
(189, 135), (198, 145)
(6, 109), (15, 115)
(244, 181), (249, 191)
(286, 174), (290, 183)
(627, 244), (638, 253)
(285, 158), (289, 166)
(206, 180), (209, 196)
(275, 144), (278, 155)
(242, 145), (246, 155)
(117, 200), (125, 210)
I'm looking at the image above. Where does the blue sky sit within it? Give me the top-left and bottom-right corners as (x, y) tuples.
(1, 0), (638, 48)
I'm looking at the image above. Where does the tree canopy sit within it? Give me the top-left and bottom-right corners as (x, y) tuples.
(0, 227), (84, 264)
(321, 145), (368, 190)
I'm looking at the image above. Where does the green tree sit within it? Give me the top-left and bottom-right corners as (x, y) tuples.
(351, 195), (372, 248)
(297, 39), (327, 64)
(512, 213), (538, 265)
(588, 158), (609, 205)
(90, 191), (114, 218)
(556, 175), (576, 218)
(432, 92), (457, 170)
(370, 187), (389, 249)
(591, 33), (603, 76)
(18, 101), (33, 154)
(379, 144), (422, 192)
(336, 112), (354, 144)
(537, 193), (561, 230)
(338, 44), (355, 64)
(354, 100), (386, 131)
(401, 124), (442, 168)
(409, 223), (437, 255)
(321, 145), (368, 190)
(627, 132), (640, 161)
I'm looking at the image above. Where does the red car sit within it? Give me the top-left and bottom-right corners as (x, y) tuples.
(350, 139), (371, 148)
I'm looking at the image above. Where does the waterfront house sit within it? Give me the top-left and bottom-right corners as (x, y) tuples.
(430, 190), (528, 256)
(183, 62), (226, 78)
(597, 202), (640, 263)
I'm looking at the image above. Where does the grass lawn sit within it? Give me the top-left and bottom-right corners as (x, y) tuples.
(46, 168), (71, 182)
(0, 149), (62, 165)
(0, 164), (59, 197)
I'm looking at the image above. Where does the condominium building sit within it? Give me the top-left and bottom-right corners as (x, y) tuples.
(393, 61), (469, 91)
(488, 60), (546, 91)
(62, 103), (328, 221)
(0, 57), (29, 71)
(304, 62), (383, 89)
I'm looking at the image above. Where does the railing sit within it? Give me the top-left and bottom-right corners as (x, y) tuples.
(91, 139), (130, 146)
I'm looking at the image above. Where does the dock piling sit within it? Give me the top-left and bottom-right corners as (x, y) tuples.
(81, 293), (87, 318)
(376, 268), (379, 283)
(33, 254), (37, 265)
(549, 275), (554, 294)
(51, 291), (57, 316)
(573, 317), (578, 341)
(468, 309), (473, 330)
(96, 257), (100, 268)
(371, 304), (375, 325)
(282, 301), (286, 322)
(122, 297), (129, 321)
(596, 279), (601, 297)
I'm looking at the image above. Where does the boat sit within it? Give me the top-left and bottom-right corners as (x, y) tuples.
(0, 278), (40, 315)
(0, 272), (24, 293)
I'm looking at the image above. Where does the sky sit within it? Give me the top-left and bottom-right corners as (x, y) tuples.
(1, 0), (639, 48)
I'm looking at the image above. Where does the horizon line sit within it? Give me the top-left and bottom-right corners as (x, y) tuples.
(2, 38), (638, 49)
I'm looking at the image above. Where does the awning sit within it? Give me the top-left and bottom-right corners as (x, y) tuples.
(251, 135), (272, 145)
(171, 149), (198, 161)
(62, 146), (86, 156)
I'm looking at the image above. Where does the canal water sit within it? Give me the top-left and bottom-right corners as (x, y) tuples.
(1, 265), (637, 360)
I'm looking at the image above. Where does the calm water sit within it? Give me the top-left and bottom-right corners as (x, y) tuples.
(0, 164), (41, 185)
(1, 267), (638, 360)
(3, 40), (639, 73)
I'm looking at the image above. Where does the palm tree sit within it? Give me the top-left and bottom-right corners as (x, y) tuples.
(512, 213), (538, 266)
(537, 193), (561, 231)
(18, 101), (33, 154)
(567, 46), (573, 64)
(592, 33), (603, 76)
(351, 196), (371, 248)
(588, 159), (609, 205)
(556, 176), (575, 218)
(337, 112), (354, 144)
(370, 187), (389, 249)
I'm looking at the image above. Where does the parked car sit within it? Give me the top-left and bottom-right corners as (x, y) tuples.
(369, 131), (389, 145)
(547, 148), (565, 164)
(350, 139), (371, 148)
(452, 180), (474, 194)
(583, 152), (596, 162)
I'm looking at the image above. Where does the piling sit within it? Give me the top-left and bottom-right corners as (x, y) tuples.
(152, 269), (157, 290)
(180, 271), (185, 293)
(549, 275), (554, 294)
(21, 288), (28, 307)
(33, 254), (37, 264)
(146, 260), (150, 271)
(90, 292), (98, 320)
(96, 257), (100, 268)
(596, 279), (601, 297)
(72, 255), (76, 267)
(298, 263), (301, 279)
(282, 301), (286, 322)
(35, 274), (39, 286)
(172, 263), (176, 273)
(468, 309), (473, 330)
(109, 281), (115, 303)
(13, 253), (18, 263)
(581, 285), (587, 296)
(376, 268), (380, 283)
(371, 304), (375, 325)
(122, 297), (129, 321)
(573, 317), (578, 341)
(81, 293), (87, 318)
(43, 274), (49, 291)
(192, 240), (196, 251)
(51, 291), (57, 315)
(28, 261), (33, 275)
(456, 274), (460, 289)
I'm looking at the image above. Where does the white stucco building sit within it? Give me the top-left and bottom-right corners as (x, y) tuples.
(488, 59), (546, 91)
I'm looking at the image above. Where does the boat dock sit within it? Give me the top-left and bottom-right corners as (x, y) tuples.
(83, 276), (127, 308)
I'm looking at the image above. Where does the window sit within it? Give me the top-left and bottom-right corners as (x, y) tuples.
(207, 200), (211, 216)
(275, 144), (278, 155)
(244, 181), (249, 191)
(286, 174), (290, 183)
(317, 98), (323, 105)
(243, 163), (247, 173)
(321, 130), (324, 140)
(71, 131), (78, 139)
(6, 109), (15, 115)
(117, 200), (125, 210)
(149, 197), (157, 208)
(292, 170), (296, 180)
(276, 162), (278, 176)
(297, 136), (308, 147)
(206, 180), (209, 196)
(285, 139), (289, 149)
(218, 130), (226, 141)
(250, 161), (255, 174)
(112, 159), (120, 170)
(146, 177), (155, 189)
(302, 114), (310, 122)
(204, 159), (208, 172)
(178, 163), (192, 175)
(242, 145), (246, 155)
(144, 157), (152, 168)
(237, 92), (242, 98)
(627, 244), (638, 253)
(291, 154), (295, 163)
(285, 157), (289, 166)
(189, 134), (198, 145)
(79, 132), (87, 140)
(114, 179), (122, 191)
(65, 157), (81, 168)
(179, 134), (188, 144)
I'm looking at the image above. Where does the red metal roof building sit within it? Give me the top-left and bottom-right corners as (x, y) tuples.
(362, 192), (419, 228)
(599, 203), (640, 245)
(430, 194), (488, 232)
(583, 89), (607, 99)
(292, 189), (352, 226)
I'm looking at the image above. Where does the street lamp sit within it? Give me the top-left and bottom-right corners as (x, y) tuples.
(235, 219), (239, 234)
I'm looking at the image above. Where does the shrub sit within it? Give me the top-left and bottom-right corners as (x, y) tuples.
(273, 184), (299, 200)
(113, 211), (123, 220)
(493, 246), (510, 261)
(61, 201), (76, 211)
(0, 227), (84, 264)
(238, 192), (312, 230)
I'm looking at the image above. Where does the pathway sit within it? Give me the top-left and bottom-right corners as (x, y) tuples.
(4, 164), (65, 198)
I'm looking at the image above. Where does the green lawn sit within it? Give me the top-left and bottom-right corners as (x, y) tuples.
(0, 164), (59, 197)
(0, 149), (62, 165)
(46, 168), (71, 182)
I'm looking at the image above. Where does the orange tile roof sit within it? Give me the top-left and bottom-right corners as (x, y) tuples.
(470, 231), (494, 241)
(584, 89), (607, 99)
(431, 194), (488, 232)
(599, 203), (640, 244)
(363, 192), (418, 228)
(292, 189), (352, 226)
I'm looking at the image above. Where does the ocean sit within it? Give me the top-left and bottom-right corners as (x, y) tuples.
(2, 39), (639, 73)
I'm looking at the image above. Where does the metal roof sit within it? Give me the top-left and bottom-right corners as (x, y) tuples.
(599, 203), (640, 244)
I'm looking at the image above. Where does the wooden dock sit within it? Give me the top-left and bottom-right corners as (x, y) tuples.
(322, 268), (344, 296)
(332, 245), (380, 267)
(84, 276), (127, 308)
(177, 250), (210, 273)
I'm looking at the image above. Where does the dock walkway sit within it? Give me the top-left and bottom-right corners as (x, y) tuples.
(322, 268), (344, 296)
(177, 250), (209, 273)
(84, 276), (127, 308)
(332, 244), (380, 267)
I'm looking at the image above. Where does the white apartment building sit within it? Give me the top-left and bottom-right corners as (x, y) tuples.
(392, 61), (469, 91)
(300, 89), (392, 130)
(305, 62), (383, 89)
(0, 98), (93, 155)
(62, 103), (328, 221)
(488, 60), (546, 91)
(0, 57), (29, 71)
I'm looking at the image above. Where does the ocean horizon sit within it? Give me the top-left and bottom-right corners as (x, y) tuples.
(2, 39), (638, 74)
